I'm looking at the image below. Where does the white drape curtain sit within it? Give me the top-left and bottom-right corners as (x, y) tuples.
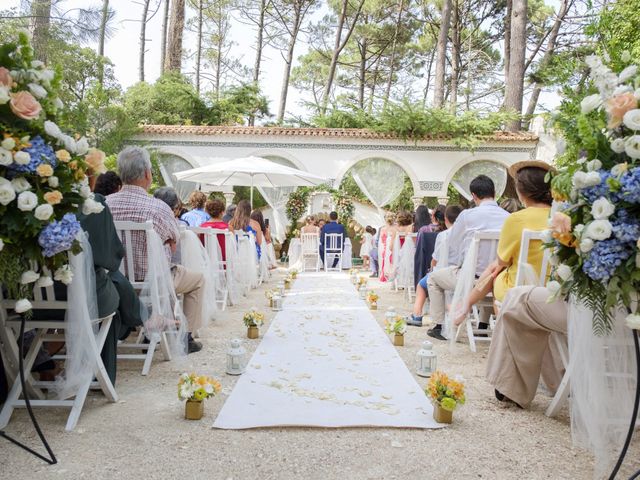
(451, 160), (507, 200)
(258, 185), (294, 242)
(350, 158), (406, 211)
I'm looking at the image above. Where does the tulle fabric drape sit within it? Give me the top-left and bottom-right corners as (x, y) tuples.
(451, 160), (507, 200)
(446, 236), (479, 342)
(258, 186), (294, 243)
(258, 237), (270, 283)
(395, 235), (416, 288)
(350, 158), (406, 210)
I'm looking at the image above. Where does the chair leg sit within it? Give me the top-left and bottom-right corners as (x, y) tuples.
(93, 317), (118, 403)
(159, 332), (172, 361)
(65, 375), (91, 431)
(546, 364), (571, 417)
(141, 337), (159, 376)
(466, 317), (477, 353)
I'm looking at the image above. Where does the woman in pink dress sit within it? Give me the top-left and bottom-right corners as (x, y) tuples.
(379, 212), (396, 282)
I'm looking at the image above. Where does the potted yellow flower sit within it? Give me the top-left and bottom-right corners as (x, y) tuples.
(265, 289), (275, 308)
(426, 370), (466, 424)
(243, 308), (265, 339)
(384, 316), (407, 346)
(178, 373), (221, 420)
(367, 291), (379, 310)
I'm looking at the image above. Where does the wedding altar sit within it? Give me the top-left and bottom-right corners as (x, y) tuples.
(213, 272), (442, 429)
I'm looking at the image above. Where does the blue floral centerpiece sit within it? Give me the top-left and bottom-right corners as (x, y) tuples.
(0, 32), (106, 312)
(545, 52), (640, 334)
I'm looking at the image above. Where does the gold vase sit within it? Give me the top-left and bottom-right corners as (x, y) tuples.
(433, 403), (453, 424)
(393, 334), (404, 346)
(247, 325), (259, 339)
(269, 298), (273, 308)
(369, 302), (377, 310)
(185, 400), (204, 420)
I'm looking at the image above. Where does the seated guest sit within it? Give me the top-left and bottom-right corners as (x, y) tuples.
(414, 206), (447, 288)
(222, 203), (236, 224)
(94, 171), (122, 196)
(486, 285), (567, 408)
(301, 215), (320, 234)
(154, 187), (188, 227)
(419, 205), (446, 233)
(427, 175), (509, 340)
(229, 199), (263, 257)
(201, 198), (229, 260)
(319, 211), (346, 268)
(408, 205), (462, 326)
(413, 205), (431, 232)
(181, 191), (210, 227)
(106, 146), (204, 354)
(452, 161), (553, 327)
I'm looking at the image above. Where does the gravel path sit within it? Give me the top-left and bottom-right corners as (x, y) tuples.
(1, 269), (638, 479)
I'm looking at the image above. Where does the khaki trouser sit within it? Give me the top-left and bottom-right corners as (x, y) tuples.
(172, 265), (205, 333)
(427, 266), (460, 325)
(486, 286), (567, 408)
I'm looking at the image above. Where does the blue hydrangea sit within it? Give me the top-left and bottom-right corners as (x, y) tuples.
(582, 238), (635, 282)
(38, 213), (81, 257)
(611, 209), (640, 243)
(619, 167), (640, 204)
(580, 170), (620, 203)
(7, 135), (57, 176)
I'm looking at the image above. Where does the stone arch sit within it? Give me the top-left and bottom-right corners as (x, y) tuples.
(247, 150), (305, 171)
(155, 148), (200, 201)
(335, 152), (419, 194)
(443, 153), (511, 200)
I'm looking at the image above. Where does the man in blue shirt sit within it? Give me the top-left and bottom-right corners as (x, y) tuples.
(319, 211), (346, 269)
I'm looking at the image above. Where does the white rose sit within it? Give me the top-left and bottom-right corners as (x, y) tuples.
(572, 171), (587, 189)
(619, 65), (638, 83)
(611, 138), (627, 154)
(591, 197), (615, 219)
(62, 135), (77, 153)
(1, 137), (15, 150)
(585, 219), (613, 241)
(547, 280), (561, 298)
(20, 270), (39, 284)
(43, 120), (62, 140)
(48, 176), (59, 188)
(626, 313), (640, 330)
(81, 197), (104, 215)
(17, 191), (38, 211)
(54, 265), (73, 285)
(580, 94), (602, 114)
(0, 147), (12, 166)
(27, 82), (47, 99)
(76, 137), (89, 156)
(586, 159), (602, 171)
(623, 109), (640, 131)
(35, 275), (53, 288)
(579, 238), (594, 253)
(625, 135), (640, 159)
(34, 203), (53, 220)
(0, 179), (16, 205)
(572, 171), (600, 189)
(0, 86), (9, 105)
(556, 264), (573, 282)
(613, 85), (633, 96)
(585, 171), (601, 186)
(14, 298), (32, 313)
(14, 151), (31, 165)
(11, 177), (31, 193)
(79, 185), (91, 199)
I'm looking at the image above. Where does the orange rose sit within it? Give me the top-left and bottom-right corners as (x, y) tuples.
(44, 190), (63, 205)
(0, 67), (12, 88)
(9, 91), (42, 120)
(605, 92), (637, 129)
(84, 148), (106, 174)
(36, 164), (53, 177)
(55, 149), (71, 163)
(68, 160), (78, 171)
(552, 231), (577, 248)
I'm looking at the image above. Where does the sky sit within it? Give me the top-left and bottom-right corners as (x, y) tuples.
(4, 0), (560, 122)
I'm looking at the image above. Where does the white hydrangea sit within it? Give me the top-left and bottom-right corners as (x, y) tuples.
(79, 184), (92, 199)
(17, 191), (38, 211)
(11, 177), (31, 193)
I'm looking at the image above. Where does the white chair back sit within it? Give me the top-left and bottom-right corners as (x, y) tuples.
(514, 229), (551, 287)
(301, 233), (319, 254)
(113, 220), (154, 289)
(324, 233), (344, 272)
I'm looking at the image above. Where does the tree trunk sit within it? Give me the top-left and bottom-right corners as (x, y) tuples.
(504, 0), (512, 80)
(139, 0), (151, 82)
(165, 0), (186, 72)
(449, 0), (459, 113)
(160, 0), (170, 73)
(433, 0), (452, 108)
(358, 38), (367, 110)
(249, 0), (267, 126)
(195, 0), (204, 94)
(30, 0), (52, 62)
(383, 0), (405, 108)
(503, 0), (527, 131)
(98, 0), (110, 86)
(277, 3), (304, 124)
(422, 48), (436, 107)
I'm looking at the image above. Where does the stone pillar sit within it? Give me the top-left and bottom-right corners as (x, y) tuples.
(411, 196), (424, 210)
(437, 196), (450, 206)
(223, 192), (235, 206)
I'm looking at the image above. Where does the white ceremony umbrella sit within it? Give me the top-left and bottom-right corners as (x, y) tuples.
(174, 156), (328, 206)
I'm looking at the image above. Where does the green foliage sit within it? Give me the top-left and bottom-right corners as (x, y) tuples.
(208, 84), (271, 125)
(332, 189), (355, 223)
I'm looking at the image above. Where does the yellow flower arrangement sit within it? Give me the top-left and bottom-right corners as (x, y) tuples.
(243, 308), (265, 327)
(177, 373), (221, 402)
(426, 370), (466, 412)
(384, 315), (407, 335)
(358, 276), (367, 286)
(367, 291), (379, 304)
(265, 289), (276, 300)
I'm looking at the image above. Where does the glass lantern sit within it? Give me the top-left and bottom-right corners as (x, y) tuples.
(359, 284), (368, 299)
(277, 281), (286, 296)
(385, 307), (396, 325)
(416, 340), (437, 377)
(272, 294), (283, 311)
(226, 338), (246, 375)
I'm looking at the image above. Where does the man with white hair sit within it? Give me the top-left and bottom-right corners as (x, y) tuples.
(106, 146), (204, 353)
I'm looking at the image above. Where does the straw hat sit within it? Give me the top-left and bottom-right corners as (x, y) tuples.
(508, 160), (556, 179)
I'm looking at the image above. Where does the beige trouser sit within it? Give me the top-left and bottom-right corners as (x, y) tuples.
(426, 266), (460, 325)
(172, 265), (205, 333)
(486, 286), (567, 408)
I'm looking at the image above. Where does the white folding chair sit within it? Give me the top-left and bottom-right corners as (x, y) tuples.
(191, 227), (230, 310)
(323, 233), (344, 272)
(301, 233), (320, 272)
(113, 220), (172, 376)
(0, 284), (117, 431)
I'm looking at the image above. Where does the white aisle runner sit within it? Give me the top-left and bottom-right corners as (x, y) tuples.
(213, 273), (443, 429)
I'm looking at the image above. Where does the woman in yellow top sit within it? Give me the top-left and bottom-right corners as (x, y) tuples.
(453, 160), (553, 327)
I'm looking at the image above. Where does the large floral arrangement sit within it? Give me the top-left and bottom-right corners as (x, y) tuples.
(426, 370), (466, 412)
(243, 308), (265, 328)
(285, 188), (309, 225)
(177, 373), (221, 402)
(546, 52), (640, 334)
(332, 189), (354, 223)
(0, 32), (105, 312)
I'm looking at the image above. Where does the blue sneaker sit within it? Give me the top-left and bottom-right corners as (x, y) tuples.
(406, 314), (423, 327)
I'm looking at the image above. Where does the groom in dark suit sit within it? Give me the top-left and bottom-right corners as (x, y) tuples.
(319, 211), (346, 268)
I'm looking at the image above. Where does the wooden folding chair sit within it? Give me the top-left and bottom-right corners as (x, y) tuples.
(0, 284), (117, 431)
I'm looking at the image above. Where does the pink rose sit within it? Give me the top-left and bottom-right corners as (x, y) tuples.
(0, 67), (12, 87)
(9, 91), (42, 120)
(550, 212), (572, 234)
(605, 92), (637, 129)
